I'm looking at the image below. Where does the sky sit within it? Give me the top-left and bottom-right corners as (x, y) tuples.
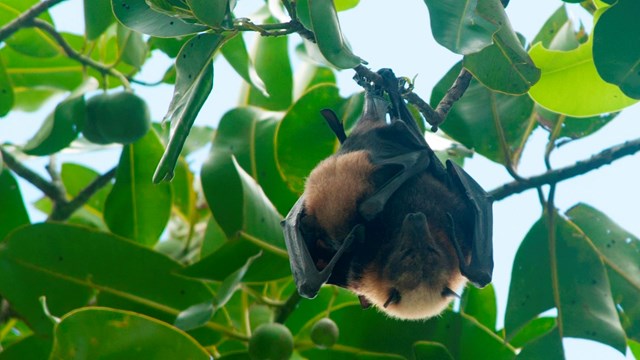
(1, 1), (638, 359)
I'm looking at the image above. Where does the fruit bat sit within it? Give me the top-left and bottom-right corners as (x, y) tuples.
(282, 69), (493, 320)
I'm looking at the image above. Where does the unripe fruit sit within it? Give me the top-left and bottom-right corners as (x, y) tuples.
(310, 318), (339, 348)
(84, 92), (150, 144)
(248, 323), (294, 360)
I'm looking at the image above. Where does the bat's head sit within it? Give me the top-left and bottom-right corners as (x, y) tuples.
(350, 214), (466, 320)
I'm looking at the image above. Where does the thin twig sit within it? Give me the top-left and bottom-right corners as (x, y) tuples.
(353, 65), (473, 131)
(1, 147), (63, 201)
(28, 19), (132, 90)
(489, 138), (640, 201)
(275, 291), (302, 324)
(0, 0), (67, 42)
(49, 167), (117, 221)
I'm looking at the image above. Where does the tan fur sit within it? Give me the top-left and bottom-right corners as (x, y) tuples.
(353, 263), (466, 320)
(304, 151), (374, 241)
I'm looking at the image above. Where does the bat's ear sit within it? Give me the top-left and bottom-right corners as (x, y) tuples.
(320, 109), (347, 143)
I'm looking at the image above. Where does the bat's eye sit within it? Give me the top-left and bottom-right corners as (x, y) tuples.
(441, 287), (461, 299)
(383, 288), (401, 308)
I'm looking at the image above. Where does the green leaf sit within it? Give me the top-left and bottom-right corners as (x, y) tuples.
(414, 341), (454, 360)
(593, 0), (640, 98)
(335, 0), (359, 11)
(630, 340), (640, 359)
(422, 0), (498, 55)
(298, 307), (514, 359)
(117, 24), (148, 68)
(0, 335), (52, 360)
(566, 204), (640, 341)
(221, 34), (268, 97)
(22, 80), (96, 156)
(293, 62), (336, 99)
(0, 57), (14, 117)
(175, 252), (261, 330)
(0, 0), (59, 58)
(149, 36), (192, 59)
(535, 105), (616, 141)
(0, 46), (84, 91)
(49, 307), (210, 359)
(463, 0), (540, 94)
(84, 0), (116, 40)
(12, 88), (60, 113)
(529, 32), (637, 117)
(460, 284), (497, 331)
(186, 0), (229, 27)
(112, 0), (206, 37)
(431, 62), (535, 166)
(505, 211), (627, 354)
(198, 107), (297, 215)
(194, 157), (290, 282)
(0, 223), (212, 335)
(240, 22), (293, 111)
(306, 0), (364, 69)
(532, 5), (582, 52)
(508, 317), (556, 349)
(153, 33), (222, 183)
(104, 130), (172, 246)
(276, 84), (345, 193)
(0, 170), (30, 240)
(517, 327), (564, 360)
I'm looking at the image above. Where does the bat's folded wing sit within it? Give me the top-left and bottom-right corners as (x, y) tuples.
(283, 196), (363, 298)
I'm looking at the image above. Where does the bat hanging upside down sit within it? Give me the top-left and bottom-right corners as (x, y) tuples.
(282, 68), (493, 320)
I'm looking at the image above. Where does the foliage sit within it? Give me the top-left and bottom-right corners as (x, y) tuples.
(0, 0), (639, 359)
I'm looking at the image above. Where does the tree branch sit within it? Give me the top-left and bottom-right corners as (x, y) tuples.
(489, 138), (640, 201)
(0, 0), (67, 42)
(49, 167), (117, 221)
(353, 65), (472, 131)
(0, 147), (62, 201)
(28, 19), (132, 90)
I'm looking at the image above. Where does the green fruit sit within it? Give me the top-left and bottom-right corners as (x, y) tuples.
(249, 323), (293, 360)
(84, 92), (150, 144)
(310, 318), (339, 348)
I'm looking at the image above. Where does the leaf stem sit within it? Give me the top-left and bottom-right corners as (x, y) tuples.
(275, 291), (302, 324)
(27, 19), (132, 91)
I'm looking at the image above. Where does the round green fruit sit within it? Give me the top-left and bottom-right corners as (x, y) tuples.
(248, 323), (294, 360)
(310, 318), (339, 348)
(84, 92), (150, 144)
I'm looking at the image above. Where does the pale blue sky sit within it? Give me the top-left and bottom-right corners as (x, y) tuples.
(1, 1), (637, 359)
